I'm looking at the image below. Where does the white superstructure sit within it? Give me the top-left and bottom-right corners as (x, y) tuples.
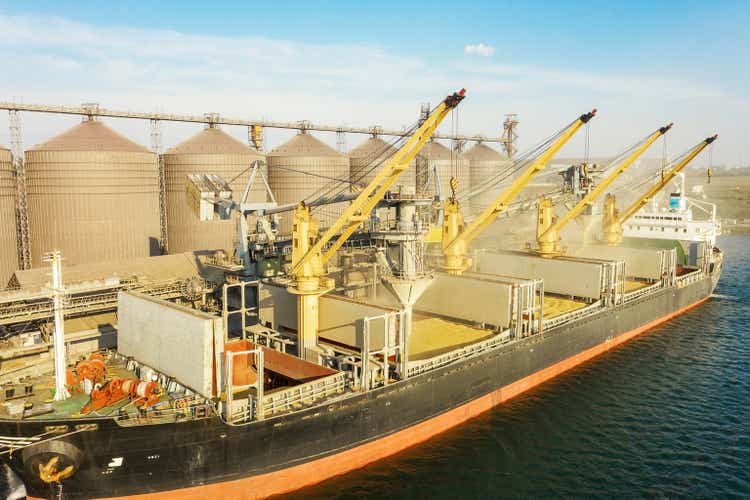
(622, 173), (720, 248)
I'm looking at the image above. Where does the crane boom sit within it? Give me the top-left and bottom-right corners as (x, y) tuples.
(440, 109), (597, 274)
(602, 134), (717, 245)
(287, 89), (466, 360)
(291, 89), (466, 276)
(534, 123), (672, 256)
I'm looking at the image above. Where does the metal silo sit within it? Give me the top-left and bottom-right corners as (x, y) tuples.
(0, 147), (16, 287)
(416, 140), (469, 200)
(349, 136), (416, 194)
(267, 132), (349, 235)
(462, 143), (509, 213)
(24, 118), (160, 267)
(163, 126), (266, 254)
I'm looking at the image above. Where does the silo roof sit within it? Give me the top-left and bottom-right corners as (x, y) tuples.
(165, 127), (261, 155)
(461, 143), (506, 161)
(267, 133), (345, 158)
(349, 137), (397, 159)
(28, 120), (151, 153)
(418, 140), (454, 161)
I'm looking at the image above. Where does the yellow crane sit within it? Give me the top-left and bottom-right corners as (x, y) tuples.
(533, 123), (673, 256)
(602, 134), (718, 245)
(441, 109), (597, 275)
(289, 89), (466, 359)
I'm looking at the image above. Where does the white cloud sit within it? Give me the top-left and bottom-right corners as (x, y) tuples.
(464, 43), (496, 57)
(0, 13), (741, 165)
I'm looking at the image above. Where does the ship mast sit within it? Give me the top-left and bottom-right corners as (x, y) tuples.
(43, 250), (70, 402)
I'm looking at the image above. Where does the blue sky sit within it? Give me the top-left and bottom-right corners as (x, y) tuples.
(0, 0), (747, 166)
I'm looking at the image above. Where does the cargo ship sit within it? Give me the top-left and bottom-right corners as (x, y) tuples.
(0, 92), (722, 499)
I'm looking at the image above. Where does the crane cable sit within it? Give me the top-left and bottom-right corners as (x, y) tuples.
(308, 101), (445, 212)
(584, 121), (591, 165)
(610, 138), (704, 197)
(450, 106), (459, 199)
(457, 128), (653, 214)
(452, 116), (583, 204)
(304, 116), (420, 211)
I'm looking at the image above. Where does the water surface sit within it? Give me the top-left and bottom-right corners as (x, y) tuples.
(300, 235), (750, 498)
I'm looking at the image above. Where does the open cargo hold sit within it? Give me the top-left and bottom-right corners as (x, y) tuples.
(415, 272), (513, 329)
(223, 339), (345, 423)
(225, 339), (337, 385)
(413, 271), (541, 337)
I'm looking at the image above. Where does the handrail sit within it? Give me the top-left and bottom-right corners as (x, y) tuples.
(407, 329), (511, 377)
(622, 282), (662, 303)
(542, 300), (602, 330)
(262, 372), (349, 416)
(675, 269), (703, 287)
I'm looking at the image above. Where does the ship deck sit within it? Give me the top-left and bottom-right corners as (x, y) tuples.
(0, 357), (170, 421)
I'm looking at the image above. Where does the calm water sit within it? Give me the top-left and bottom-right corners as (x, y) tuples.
(299, 235), (750, 499)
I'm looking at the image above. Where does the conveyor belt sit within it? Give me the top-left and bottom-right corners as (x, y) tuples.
(0, 279), (196, 326)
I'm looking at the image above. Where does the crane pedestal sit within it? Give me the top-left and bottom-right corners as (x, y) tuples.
(288, 277), (333, 362)
(532, 196), (565, 258)
(601, 194), (623, 246)
(440, 199), (472, 275)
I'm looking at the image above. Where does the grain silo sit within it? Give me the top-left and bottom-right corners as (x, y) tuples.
(163, 126), (266, 254)
(267, 132), (349, 234)
(25, 118), (160, 267)
(349, 136), (416, 194)
(416, 140), (470, 200)
(462, 143), (509, 213)
(0, 147), (17, 287)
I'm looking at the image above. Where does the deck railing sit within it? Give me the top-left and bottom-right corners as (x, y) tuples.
(407, 330), (511, 378)
(674, 269), (703, 288)
(115, 402), (215, 427)
(542, 300), (602, 330)
(622, 282), (662, 303)
(261, 372), (349, 417)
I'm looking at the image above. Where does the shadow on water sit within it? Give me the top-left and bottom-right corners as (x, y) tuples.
(297, 235), (750, 499)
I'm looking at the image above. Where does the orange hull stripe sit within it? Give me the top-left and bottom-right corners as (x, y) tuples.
(33, 297), (708, 500)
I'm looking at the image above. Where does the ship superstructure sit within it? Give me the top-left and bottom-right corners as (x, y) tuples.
(622, 174), (720, 247)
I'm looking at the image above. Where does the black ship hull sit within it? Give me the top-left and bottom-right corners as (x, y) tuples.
(6, 270), (719, 499)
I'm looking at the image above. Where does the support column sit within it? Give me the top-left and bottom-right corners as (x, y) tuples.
(296, 292), (322, 361)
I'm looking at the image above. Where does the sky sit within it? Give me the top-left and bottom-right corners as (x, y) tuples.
(0, 0), (747, 167)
